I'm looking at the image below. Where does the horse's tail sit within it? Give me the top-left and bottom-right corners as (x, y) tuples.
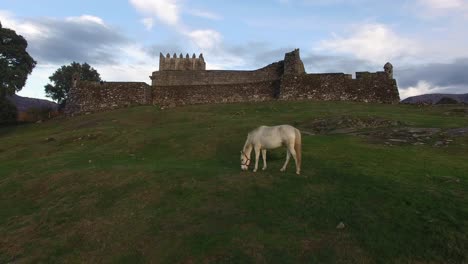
(294, 128), (302, 171)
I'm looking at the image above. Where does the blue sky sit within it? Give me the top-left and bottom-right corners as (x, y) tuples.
(2, 0), (468, 100)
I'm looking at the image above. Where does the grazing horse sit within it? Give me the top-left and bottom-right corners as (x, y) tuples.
(240, 125), (302, 174)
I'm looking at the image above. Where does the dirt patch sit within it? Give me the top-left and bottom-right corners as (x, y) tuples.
(301, 232), (372, 263)
(129, 187), (163, 209)
(300, 116), (404, 135)
(443, 108), (468, 117)
(299, 115), (468, 147)
(0, 217), (38, 262)
(56, 131), (105, 146)
(70, 119), (105, 129)
(361, 127), (468, 147)
(218, 172), (277, 192)
(71, 132), (103, 142)
(445, 127), (468, 137)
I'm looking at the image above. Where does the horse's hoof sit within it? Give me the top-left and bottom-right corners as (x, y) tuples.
(280, 169), (285, 172)
(296, 171), (301, 175)
(262, 167), (267, 171)
(253, 169), (257, 172)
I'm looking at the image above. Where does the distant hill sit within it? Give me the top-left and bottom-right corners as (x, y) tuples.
(402, 93), (468, 104)
(6, 94), (58, 112)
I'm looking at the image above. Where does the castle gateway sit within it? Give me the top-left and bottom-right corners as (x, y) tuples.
(65, 49), (400, 114)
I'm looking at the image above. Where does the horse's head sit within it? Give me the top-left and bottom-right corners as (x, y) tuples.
(240, 151), (250, 171)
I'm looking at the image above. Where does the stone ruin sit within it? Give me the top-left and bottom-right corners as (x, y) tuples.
(65, 49), (400, 114)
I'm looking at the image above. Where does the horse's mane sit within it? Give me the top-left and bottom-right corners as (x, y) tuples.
(243, 133), (253, 150)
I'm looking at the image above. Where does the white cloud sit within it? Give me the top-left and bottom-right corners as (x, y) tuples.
(204, 54), (245, 70)
(129, 0), (180, 25)
(0, 10), (47, 39)
(127, 0), (241, 70)
(183, 29), (246, 69)
(141, 17), (154, 30)
(416, 0), (468, 17)
(119, 44), (154, 64)
(0, 10), (15, 26)
(18, 53), (155, 100)
(98, 64), (153, 83)
(188, 9), (222, 20)
(17, 64), (59, 100)
(65, 15), (106, 26)
(17, 44), (157, 100)
(419, 0), (466, 10)
(399, 80), (432, 99)
(318, 23), (419, 64)
(89, 44), (156, 83)
(186, 29), (222, 50)
(399, 80), (444, 99)
(2, 12), (129, 65)
(2, 10), (156, 100)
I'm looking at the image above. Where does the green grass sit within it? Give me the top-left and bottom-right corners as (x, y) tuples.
(1, 101), (467, 263)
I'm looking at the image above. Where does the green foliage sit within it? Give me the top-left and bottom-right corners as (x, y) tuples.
(0, 22), (37, 98)
(0, 97), (17, 125)
(44, 62), (101, 104)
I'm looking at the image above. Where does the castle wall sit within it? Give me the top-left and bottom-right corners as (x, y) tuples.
(64, 49), (400, 115)
(349, 72), (399, 103)
(65, 81), (152, 114)
(150, 61), (284, 107)
(280, 72), (399, 103)
(153, 81), (279, 107)
(151, 62), (283, 86)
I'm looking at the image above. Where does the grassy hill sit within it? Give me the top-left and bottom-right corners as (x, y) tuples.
(1, 101), (467, 263)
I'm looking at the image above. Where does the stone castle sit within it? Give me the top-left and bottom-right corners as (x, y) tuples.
(64, 49), (400, 114)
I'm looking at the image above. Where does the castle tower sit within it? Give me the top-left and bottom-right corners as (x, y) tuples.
(283, 49), (305, 75)
(159, 52), (206, 71)
(384, 62), (393, 79)
(159, 53), (165, 71)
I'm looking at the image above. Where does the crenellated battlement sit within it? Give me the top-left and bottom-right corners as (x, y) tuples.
(159, 52), (206, 71)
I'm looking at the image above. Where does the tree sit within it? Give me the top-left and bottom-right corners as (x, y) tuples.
(0, 21), (36, 98)
(436, 97), (458, 105)
(45, 62), (101, 105)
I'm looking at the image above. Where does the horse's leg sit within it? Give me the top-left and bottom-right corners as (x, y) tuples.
(280, 148), (291, 172)
(287, 143), (300, 175)
(253, 145), (261, 172)
(262, 149), (267, 171)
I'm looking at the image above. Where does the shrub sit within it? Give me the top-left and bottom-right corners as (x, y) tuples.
(436, 97), (458, 104)
(0, 98), (18, 125)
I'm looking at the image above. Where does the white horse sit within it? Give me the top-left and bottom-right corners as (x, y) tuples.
(240, 125), (302, 174)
